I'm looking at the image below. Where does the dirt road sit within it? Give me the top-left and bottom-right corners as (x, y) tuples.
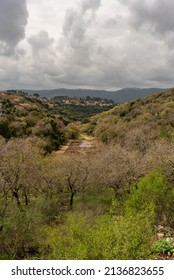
(57, 139), (98, 154)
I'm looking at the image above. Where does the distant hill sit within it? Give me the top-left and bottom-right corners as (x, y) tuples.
(24, 88), (167, 104)
(112, 88), (167, 103)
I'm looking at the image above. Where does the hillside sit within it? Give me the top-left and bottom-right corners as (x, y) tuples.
(24, 87), (167, 103)
(0, 90), (115, 151)
(0, 90), (67, 152)
(1, 89), (174, 261)
(83, 88), (174, 146)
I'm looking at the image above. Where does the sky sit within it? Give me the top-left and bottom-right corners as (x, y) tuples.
(0, 0), (174, 90)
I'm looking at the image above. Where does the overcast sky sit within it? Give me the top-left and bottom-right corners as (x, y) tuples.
(0, 0), (174, 90)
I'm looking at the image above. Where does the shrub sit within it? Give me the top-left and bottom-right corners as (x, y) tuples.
(125, 172), (173, 226)
(44, 209), (154, 260)
(0, 206), (45, 259)
(153, 239), (174, 255)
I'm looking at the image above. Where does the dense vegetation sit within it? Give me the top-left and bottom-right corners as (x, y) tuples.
(0, 89), (174, 260)
(0, 91), (66, 153)
(82, 89), (174, 145)
(0, 91), (114, 151)
(51, 103), (114, 122)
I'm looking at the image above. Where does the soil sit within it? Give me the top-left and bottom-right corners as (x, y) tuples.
(56, 134), (98, 154)
(157, 253), (174, 260)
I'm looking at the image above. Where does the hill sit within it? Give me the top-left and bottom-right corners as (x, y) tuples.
(0, 90), (115, 151)
(23, 87), (167, 103)
(0, 90), (67, 152)
(82, 88), (174, 147)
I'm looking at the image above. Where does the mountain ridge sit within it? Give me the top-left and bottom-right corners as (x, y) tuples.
(23, 87), (167, 104)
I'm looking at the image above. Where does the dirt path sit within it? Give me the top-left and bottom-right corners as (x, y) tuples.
(56, 137), (98, 155)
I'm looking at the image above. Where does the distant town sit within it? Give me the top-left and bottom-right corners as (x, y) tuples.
(52, 95), (114, 107)
(0, 90), (114, 113)
(0, 90), (115, 121)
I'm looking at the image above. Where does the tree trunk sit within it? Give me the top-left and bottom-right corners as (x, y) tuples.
(69, 192), (75, 208)
(13, 191), (22, 211)
(24, 192), (29, 205)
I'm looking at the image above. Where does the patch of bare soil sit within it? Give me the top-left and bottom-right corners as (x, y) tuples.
(65, 139), (98, 154)
(56, 139), (99, 155)
(157, 253), (174, 260)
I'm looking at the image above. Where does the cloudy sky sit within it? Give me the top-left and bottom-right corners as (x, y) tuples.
(0, 0), (174, 90)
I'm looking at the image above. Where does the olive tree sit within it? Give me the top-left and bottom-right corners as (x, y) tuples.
(55, 154), (90, 208)
(91, 143), (146, 199)
(0, 138), (42, 212)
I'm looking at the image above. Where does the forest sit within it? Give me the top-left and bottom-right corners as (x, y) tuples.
(0, 89), (174, 260)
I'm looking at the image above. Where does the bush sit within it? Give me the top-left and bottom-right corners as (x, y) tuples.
(44, 208), (154, 260)
(0, 118), (11, 139)
(153, 239), (174, 255)
(0, 206), (45, 259)
(125, 172), (174, 226)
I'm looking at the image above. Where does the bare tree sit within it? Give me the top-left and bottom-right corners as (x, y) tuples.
(121, 125), (157, 153)
(91, 143), (146, 199)
(145, 139), (174, 183)
(55, 154), (90, 208)
(0, 138), (42, 211)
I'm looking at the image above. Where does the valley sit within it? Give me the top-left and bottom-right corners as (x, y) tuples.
(0, 88), (174, 260)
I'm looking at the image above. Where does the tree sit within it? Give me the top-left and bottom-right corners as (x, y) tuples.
(33, 93), (39, 97)
(32, 117), (65, 152)
(55, 154), (90, 208)
(0, 117), (11, 139)
(91, 143), (144, 199)
(0, 138), (42, 213)
(145, 139), (174, 185)
(121, 125), (157, 153)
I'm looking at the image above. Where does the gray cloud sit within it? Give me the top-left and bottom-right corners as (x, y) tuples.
(23, 0), (102, 88)
(0, 56), (20, 89)
(61, 0), (101, 66)
(81, 0), (101, 12)
(28, 31), (54, 54)
(1, 0), (174, 90)
(0, 0), (28, 55)
(120, 0), (174, 35)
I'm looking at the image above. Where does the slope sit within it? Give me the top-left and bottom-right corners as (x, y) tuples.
(83, 88), (174, 146)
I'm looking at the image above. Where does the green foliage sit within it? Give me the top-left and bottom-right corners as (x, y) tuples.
(75, 188), (114, 215)
(125, 172), (174, 226)
(0, 92), (68, 152)
(112, 209), (154, 259)
(158, 127), (172, 140)
(34, 196), (67, 225)
(0, 206), (45, 259)
(44, 208), (154, 260)
(32, 117), (65, 152)
(153, 239), (174, 255)
(53, 104), (114, 122)
(65, 122), (80, 139)
(86, 89), (174, 145)
(0, 118), (11, 139)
